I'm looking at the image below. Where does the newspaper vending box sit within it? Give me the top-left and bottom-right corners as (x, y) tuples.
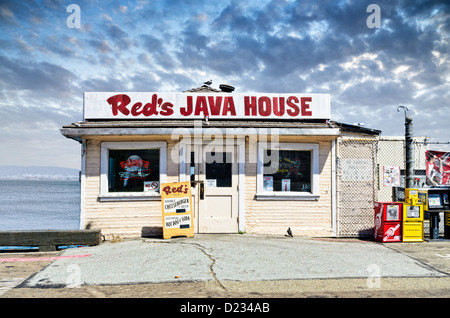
(374, 202), (402, 242)
(402, 189), (424, 242)
(419, 188), (450, 239)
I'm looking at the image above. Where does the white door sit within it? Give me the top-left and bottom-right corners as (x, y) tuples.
(188, 145), (238, 233)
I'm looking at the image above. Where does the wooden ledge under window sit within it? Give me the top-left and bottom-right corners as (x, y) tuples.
(255, 192), (320, 201)
(98, 193), (162, 202)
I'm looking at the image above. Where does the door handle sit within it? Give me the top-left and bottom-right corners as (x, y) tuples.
(200, 181), (204, 200)
(191, 180), (202, 188)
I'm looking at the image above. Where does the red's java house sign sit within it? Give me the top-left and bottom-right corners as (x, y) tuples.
(84, 92), (331, 120)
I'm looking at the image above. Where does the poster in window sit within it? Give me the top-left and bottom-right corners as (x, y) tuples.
(383, 166), (400, 187)
(263, 150), (311, 192)
(281, 179), (290, 192)
(108, 149), (160, 192)
(144, 181), (160, 193)
(263, 176), (273, 192)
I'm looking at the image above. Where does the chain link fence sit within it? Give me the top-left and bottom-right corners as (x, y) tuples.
(379, 138), (446, 236)
(337, 136), (449, 237)
(337, 137), (378, 237)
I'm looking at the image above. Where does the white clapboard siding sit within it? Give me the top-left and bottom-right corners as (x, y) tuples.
(244, 138), (333, 236)
(81, 136), (335, 238)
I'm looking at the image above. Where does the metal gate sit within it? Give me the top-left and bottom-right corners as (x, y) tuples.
(337, 137), (378, 237)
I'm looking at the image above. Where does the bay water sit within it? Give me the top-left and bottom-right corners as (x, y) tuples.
(0, 180), (80, 231)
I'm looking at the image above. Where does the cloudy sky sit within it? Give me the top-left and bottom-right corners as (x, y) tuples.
(0, 0), (449, 169)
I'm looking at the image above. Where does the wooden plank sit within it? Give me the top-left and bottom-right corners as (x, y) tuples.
(0, 230), (101, 251)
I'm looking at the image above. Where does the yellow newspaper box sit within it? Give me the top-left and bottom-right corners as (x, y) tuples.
(161, 181), (194, 239)
(402, 203), (424, 242)
(405, 188), (419, 205)
(402, 222), (424, 242)
(418, 189), (428, 211)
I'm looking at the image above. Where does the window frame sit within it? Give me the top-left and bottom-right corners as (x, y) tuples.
(256, 142), (319, 200)
(100, 141), (167, 201)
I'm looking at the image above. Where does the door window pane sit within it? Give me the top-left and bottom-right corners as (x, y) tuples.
(108, 149), (160, 192)
(190, 152), (195, 182)
(205, 152), (232, 187)
(263, 150), (311, 192)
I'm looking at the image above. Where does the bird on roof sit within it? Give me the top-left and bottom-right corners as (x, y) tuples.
(203, 80), (212, 86)
(286, 227), (293, 237)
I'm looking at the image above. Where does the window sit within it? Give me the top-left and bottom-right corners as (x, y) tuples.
(257, 143), (319, 200)
(108, 149), (160, 192)
(263, 150), (311, 192)
(205, 152), (232, 187)
(100, 142), (167, 200)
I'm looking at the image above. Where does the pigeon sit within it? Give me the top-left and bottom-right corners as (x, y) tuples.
(204, 80), (212, 86)
(286, 227), (293, 237)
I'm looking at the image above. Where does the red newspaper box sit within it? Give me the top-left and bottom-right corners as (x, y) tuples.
(374, 202), (402, 242)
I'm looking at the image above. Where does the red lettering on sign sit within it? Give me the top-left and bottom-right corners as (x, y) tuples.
(107, 94), (131, 116)
(131, 102), (143, 116)
(208, 96), (222, 115)
(301, 97), (312, 116)
(244, 96), (257, 116)
(273, 97), (285, 116)
(160, 102), (174, 116)
(162, 184), (189, 195)
(105, 94), (313, 118)
(106, 94), (173, 117)
(223, 97), (236, 116)
(194, 96), (209, 116)
(181, 96), (193, 116)
(182, 96), (236, 117)
(120, 158), (149, 169)
(258, 96), (271, 116)
(142, 94), (159, 116)
(286, 96), (300, 116)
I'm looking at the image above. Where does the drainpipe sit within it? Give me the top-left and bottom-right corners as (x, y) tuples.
(331, 139), (337, 236)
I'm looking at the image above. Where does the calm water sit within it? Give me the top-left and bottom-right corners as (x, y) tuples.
(0, 180), (80, 231)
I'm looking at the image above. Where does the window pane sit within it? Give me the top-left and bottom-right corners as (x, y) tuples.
(190, 152), (195, 182)
(109, 149), (160, 192)
(205, 152), (232, 187)
(263, 150), (311, 192)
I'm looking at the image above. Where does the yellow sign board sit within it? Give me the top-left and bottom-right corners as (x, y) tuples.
(160, 181), (194, 239)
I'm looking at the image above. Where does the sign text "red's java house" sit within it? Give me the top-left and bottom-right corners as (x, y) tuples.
(83, 92), (331, 120)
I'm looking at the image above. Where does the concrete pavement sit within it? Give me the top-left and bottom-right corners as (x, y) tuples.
(19, 234), (449, 289)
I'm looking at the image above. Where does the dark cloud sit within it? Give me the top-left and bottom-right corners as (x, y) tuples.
(105, 23), (134, 50)
(139, 34), (176, 69)
(0, 54), (77, 97)
(87, 38), (112, 54)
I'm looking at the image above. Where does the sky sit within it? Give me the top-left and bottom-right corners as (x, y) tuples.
(0, 0), (449, 169)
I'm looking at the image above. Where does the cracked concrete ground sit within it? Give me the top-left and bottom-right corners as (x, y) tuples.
(1, 234), (449, 298)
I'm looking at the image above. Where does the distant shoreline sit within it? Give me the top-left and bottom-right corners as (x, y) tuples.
(0, 177), (79, 181)
(0, 166), (79, 181)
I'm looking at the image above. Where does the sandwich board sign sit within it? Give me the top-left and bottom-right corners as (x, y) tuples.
(160, 181), (194, 239)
